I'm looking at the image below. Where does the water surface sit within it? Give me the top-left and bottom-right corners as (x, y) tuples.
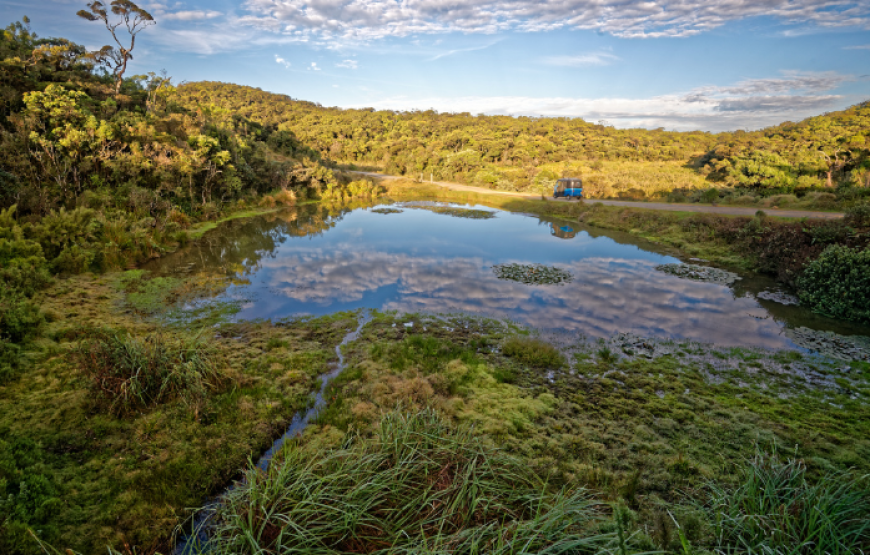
(147, 202), (870, 350)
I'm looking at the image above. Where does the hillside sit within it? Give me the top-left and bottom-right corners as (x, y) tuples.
(174, 82), (870, 199)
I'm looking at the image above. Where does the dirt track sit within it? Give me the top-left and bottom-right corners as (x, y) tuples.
(353, 171), (844, 220)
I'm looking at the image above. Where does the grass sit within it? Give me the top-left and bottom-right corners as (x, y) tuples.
(0, 271), (358, 555)
(77, 328), (225, 417)
(502, 336), (566, 369)
(299, 313), (870, 554)
(707, 450), (870, 554)
(203, 409), (613, 555)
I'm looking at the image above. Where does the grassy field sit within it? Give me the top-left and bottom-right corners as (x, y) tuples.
(209, 312), (870, 554)
(0, 269), (358, 554)
(4, 195), (870, 555)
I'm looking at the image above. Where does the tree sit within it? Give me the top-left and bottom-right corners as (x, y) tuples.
(76, 1), (154, 95)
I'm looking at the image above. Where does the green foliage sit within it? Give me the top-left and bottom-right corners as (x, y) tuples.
(207, 409), (609, 555)
(371, 333), (481, 374)
(502, 335), (566, 368)
(845, 202), (870, 227)
(0, 438), (62, 555)
(76, 328), (225, 416)
(798, 245), (870, 323)
(707, 451), (870, 554)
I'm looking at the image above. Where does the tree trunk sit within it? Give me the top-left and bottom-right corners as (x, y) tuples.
(826, 170), (833, 188)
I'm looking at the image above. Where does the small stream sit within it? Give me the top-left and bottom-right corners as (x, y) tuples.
(174, 311), (371, 554)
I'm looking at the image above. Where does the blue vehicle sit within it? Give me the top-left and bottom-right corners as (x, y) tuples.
(554, 178), (583, 199)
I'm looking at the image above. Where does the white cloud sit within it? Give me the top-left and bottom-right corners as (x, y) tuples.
(160, 9), (222, 21)
(309, 61), (321, 71)
(844, 43), (870, 49)
(429, 40), (501, 61)
(275, 54), (291, 68)
(239, 0), (870, 41)
(544, 51), (620, 67)
(336, 59), (358, 69)
(343, 71), (852, 131)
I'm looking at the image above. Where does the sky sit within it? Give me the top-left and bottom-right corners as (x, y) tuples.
(3, 0), (870, 131)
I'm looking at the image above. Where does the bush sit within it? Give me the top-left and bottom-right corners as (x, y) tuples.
(798, 245), (870, 323)
(502, 336), (566, 368)
(203, 410), (609, 555)
(707, 451), (870, 554)
(845, 202), (870, 228)
(76, 329), (225, 416)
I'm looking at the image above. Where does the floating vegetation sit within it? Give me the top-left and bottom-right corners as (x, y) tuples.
(399, 202), (497, 219)
(784, 327), (870, 361)
(372, 207), (403, 214)
(757, 290), (800, 306)
(492, 263), (573, 285)
(656, 263), (742, 285)
(425, 206), (497, 219)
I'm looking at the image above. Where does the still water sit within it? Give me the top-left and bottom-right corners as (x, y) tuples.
(147, 201), (870, 350)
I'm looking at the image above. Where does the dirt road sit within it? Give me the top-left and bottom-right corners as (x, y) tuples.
(352, 171), (844, 220)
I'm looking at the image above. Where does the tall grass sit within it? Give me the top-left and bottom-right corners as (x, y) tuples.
(77, 328), (224, 417)
(202, 409), (611, 554)
(707, 451), (870, 555)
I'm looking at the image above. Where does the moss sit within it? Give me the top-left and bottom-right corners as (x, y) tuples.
(0, 272), (357, 555)
(312, 315), (870, 541)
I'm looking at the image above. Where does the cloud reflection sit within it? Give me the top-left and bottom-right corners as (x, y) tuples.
(229, 246), (790, 349)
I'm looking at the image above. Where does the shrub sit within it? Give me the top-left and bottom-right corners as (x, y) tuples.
(29, 207), (100, 273)
(845, 202), (870, 228)
(76, 329), (225, 416)
(502, 336), (566, 368)
(203, 410), (609, 554)
(707, 451), (870, 554)
(798, 245), (870, 323)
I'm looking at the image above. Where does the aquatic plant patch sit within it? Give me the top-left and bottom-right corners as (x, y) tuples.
(425, 206), (497, 219)
(370, 207), (403, 214)
(784, 326), (870, 362)
(492, 263), (574, 285)
(656, 263), (742, 285)
(757, 290), (800, 306)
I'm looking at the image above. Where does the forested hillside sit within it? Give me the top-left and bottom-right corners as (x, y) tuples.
(175, 82), (870, 197)
(0, 18), (346, 384)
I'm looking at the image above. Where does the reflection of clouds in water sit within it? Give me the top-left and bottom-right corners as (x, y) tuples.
(250, 247), (790, 349)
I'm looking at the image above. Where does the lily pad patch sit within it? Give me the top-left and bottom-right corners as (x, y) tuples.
(492, 263), (573, 285)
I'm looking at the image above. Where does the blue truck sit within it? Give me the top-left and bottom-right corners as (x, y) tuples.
(553, 178), (583, 199)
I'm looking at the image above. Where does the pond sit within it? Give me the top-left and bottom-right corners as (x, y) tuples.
(147, 201), (870, 350)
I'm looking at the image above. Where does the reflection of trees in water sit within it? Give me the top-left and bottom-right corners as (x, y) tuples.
(149, 203), (361, 277)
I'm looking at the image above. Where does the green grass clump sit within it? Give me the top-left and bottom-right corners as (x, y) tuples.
(77, 328), (225, 416)
(707, 451), (870, 554)
(206, 409), (609, 555)
(502, 336), (565, 369)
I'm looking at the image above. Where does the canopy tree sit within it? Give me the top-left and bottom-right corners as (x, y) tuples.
(76, 0), (154, 95)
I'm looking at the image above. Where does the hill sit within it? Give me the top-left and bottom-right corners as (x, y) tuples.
(174, 82), (870, 201)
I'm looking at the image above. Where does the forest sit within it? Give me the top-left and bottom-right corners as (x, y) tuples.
(174, 82), (870, 201)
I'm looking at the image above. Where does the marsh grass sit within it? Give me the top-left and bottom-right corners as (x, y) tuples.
(205, 409), (611, 555)
(77, 328), (225, 417)
(502, 336), (566, 369)
(707, 451), (870, 555)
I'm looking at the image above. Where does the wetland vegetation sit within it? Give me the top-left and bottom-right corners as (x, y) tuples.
(1, 6), (870, 555)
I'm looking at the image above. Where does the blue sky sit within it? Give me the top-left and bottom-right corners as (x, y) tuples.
(3, 0), (870, 131)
